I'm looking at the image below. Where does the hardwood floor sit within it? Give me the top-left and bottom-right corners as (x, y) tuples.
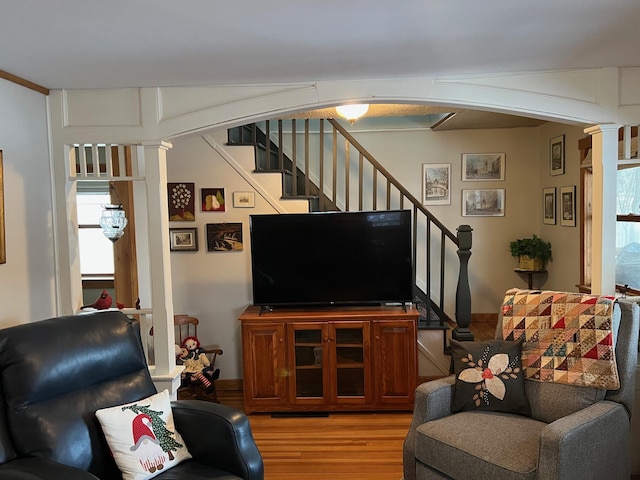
(216, 388), (411, 480)
(249, 412), (412, 480)
(214, 320), (494, 480)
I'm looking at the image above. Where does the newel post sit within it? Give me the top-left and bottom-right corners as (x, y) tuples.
(453, 225), (473, 341)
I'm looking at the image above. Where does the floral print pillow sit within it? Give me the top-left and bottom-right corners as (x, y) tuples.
(450, 338), (531, 416)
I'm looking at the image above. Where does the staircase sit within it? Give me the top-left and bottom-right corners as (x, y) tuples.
(226, 118), (473, 345)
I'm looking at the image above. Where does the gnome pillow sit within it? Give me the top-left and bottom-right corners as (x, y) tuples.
(95, 390), (191, 480)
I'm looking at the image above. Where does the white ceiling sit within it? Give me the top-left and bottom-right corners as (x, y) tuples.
(3, 0), (639, 90)
(2, 1), (638, 128)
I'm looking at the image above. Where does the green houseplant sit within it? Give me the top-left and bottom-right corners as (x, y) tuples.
(509, 234), (552, 271)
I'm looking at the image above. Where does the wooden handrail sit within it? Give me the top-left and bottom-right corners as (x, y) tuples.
(328, 119), (458, 244)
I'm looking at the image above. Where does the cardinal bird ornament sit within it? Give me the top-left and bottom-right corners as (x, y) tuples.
(81, 289), (113, 310)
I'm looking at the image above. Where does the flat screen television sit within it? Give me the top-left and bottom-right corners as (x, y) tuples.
(249, 210), (413, 307)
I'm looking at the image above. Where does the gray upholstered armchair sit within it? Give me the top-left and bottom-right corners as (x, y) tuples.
(403, 296), (639, 480)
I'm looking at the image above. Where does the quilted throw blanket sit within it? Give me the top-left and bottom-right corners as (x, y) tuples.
(502, 288), (619, 389)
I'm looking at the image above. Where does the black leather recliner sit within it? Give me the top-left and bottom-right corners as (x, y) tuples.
(0, 310), (264, 479)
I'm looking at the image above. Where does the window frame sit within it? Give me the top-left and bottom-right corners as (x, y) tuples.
(579, 128), (640, 296)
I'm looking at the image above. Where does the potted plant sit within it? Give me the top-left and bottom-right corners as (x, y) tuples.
(509, 234), (552, 271)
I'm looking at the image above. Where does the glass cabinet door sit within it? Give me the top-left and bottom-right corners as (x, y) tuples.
(289, 321), (371, 405)
(332, 322), (370, 402)
(290, 324), (326, 400)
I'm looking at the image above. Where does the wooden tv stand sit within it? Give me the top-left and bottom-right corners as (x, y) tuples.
(238, 304), (418, 414)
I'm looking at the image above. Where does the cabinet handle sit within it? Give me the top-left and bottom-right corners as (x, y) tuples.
(375, 335), (380, 340)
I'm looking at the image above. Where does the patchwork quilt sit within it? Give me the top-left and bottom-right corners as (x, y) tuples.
(501, 288), (619, 389)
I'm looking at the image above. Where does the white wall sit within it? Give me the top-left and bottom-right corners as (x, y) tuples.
(0, 79), (56, 327)
(166, 121), (585, 379)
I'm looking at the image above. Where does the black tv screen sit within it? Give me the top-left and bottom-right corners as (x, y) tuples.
(249, 210), (413, 307)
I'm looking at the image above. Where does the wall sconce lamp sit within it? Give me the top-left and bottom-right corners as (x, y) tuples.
(99, 183), (128, 242)
(335, 104), (369, 124)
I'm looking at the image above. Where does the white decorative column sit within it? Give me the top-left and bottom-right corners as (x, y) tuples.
(585, 124), (620, 295)
(142, 141), (182, 398)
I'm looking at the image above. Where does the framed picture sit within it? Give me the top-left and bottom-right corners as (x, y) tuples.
(169, 228), (198, 251)
(560, 185), (576, 227)
(201, 188), (226, 211)
(462, 189), (505, 217)
(206, 223), (243, 252)
(422, 163), (451, 205)
(168, 183), (195, 221)
(233, 191), (255, 208)
(0, 150), (5, 264)
(550, 135), (565, 176)
(543, 187), (556, 225)
(461, 153), (505, 181)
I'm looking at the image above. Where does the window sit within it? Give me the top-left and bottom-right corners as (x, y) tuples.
(76, 185), (114, 277)
(616, 165), (640, 291)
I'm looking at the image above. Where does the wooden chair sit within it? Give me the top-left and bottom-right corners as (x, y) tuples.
(153, 315), (223, 402)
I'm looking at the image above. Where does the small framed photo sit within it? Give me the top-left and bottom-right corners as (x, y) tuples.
(462, 153), (505, 181)
(462, 189), (505, 217)
(169, 228), (198, 252)
(201, 188), (226, 212)
(550, 135), (565, 176)
(422, 163), (451, 205)
(207, 223), (243, 252)
(233, 191), (255, 208)
(560, 185), (576, 227)
(543, 187), (556, 225)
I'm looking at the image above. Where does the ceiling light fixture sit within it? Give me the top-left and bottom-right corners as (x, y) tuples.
(99, 183), (128, 242)
(335, 104), (369, 124)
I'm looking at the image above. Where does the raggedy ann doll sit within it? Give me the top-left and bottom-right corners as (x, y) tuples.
(177, 336), (220, 393)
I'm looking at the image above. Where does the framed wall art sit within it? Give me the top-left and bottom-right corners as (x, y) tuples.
(550, 135), (565, 176)
(206, 223), (243, 252)
(462, 189), (505, 217)
(168, 182), (195, 221)
(543, 187), (556, 225)
(233, 191), (255, 208)
(422, 163), (451, 205)
(560, 185), (576, 227)
(462, 153), (505, 181)
(201, 188), (226, 212)
(169, 227), (198, 252)
(0, 150), (5, 264)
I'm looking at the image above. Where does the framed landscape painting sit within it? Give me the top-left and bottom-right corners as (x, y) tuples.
(233, 191), (255, 208)
(169, 228), (198, 252)
(462, 153), (505, 181)
(462, 189), (505, 217)
(206, 223), (243, 252)
(422, 163), (451, 205)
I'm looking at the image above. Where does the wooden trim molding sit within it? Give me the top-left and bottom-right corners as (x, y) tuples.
(0, 151), (4, 264)
(0, 69), (49, 95)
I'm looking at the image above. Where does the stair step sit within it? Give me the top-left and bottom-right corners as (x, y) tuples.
(282, 194), (319, 199)
(254, 168), (292, 175)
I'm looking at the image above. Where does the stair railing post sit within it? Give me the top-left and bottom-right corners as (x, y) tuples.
(453, 224), (474, 341)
